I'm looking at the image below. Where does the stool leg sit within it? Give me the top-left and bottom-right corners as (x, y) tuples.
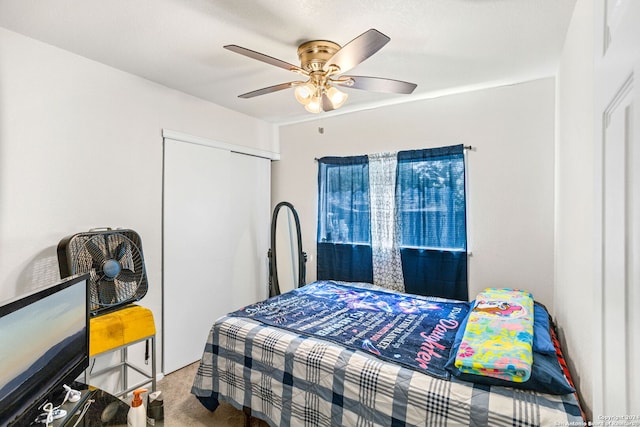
(151, 336), (157, 392)
(122, 346), (128, 395)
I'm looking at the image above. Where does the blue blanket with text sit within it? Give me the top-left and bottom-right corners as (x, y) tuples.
(229, 281), (470, 379)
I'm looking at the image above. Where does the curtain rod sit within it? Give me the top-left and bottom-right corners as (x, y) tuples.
(313, 146), (473, 161)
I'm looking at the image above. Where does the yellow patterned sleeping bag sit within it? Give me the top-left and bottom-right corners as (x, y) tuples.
(454, 288), (534, 382)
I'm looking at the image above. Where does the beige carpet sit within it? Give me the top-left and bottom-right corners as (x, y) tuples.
(156, 362), (269, 426)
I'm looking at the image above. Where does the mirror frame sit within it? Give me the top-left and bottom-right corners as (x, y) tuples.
(268, 201), (306, 296)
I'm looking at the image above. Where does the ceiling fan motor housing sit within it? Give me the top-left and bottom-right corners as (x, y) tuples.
(297, 40), (341, 73)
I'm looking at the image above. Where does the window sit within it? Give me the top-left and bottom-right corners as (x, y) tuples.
(317, 156), (370, 244)
(317, 145), (468, 300)
(396, 147), (466, 251)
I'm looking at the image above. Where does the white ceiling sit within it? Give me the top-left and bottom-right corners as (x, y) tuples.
(0, 0), (577, 125)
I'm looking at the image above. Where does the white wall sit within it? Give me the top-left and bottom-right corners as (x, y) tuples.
(273, 78), (556, 309)
(0, 27), (275, 377)
(555, 0), (594, 418)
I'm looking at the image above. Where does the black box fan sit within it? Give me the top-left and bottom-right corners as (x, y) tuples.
(57, 228), (148, 316)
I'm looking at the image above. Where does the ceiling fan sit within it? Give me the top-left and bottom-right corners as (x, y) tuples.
(224, 29), (417, 113)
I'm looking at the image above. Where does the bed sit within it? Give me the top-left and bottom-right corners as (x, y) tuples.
(192, 280), (585, 426)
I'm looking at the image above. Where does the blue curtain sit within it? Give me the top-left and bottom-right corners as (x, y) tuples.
(317, 145), (468, 300)
(396, 145), (467, 300)
(400, 249), (467, 300)
(317, 242), (373, 283)
(317, 156), (373, 282)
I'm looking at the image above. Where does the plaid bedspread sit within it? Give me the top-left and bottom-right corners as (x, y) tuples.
(191, 315), (584, 427)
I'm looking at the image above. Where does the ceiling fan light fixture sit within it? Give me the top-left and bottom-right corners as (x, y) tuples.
(305, 95), (323, 114)
(294, 83), (315, 105)
(326, 86), (348, 109)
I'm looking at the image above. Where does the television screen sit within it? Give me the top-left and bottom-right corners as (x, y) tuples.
(0, 274), (89, 426)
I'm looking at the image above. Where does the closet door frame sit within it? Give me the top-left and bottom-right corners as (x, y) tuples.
(593, 0), (640, 416)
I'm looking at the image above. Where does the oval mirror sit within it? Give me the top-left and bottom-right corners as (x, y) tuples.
(269, 202), (306, 296)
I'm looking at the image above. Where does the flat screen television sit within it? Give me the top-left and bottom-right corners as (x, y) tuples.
(0, 273), (90, 426)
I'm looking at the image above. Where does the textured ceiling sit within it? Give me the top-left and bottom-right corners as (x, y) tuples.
(0, 0), (577, 124)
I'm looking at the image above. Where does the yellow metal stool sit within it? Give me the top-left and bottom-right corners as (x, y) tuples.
(86, 304), (156, 397)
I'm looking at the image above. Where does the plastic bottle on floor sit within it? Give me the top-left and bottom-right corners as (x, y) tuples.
(127, 389), (148, 427)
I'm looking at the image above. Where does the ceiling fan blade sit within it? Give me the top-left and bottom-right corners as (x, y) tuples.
(224, 45), (307, 75)
(323, 29), (390, 74)
(335, 76), (417, 94)
(238, 81), (303, 99)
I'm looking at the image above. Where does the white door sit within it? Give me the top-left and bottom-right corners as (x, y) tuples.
(594, 0), (640, 416)
(163, 139), (232, 374)
(162, 136), (272, 374)
(228, 153), (271, 309)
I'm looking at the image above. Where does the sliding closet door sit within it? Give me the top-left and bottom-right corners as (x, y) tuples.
(228, 153), (271, 308)
(163, 136), (272, 374)
(163, 139), (232, 374)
